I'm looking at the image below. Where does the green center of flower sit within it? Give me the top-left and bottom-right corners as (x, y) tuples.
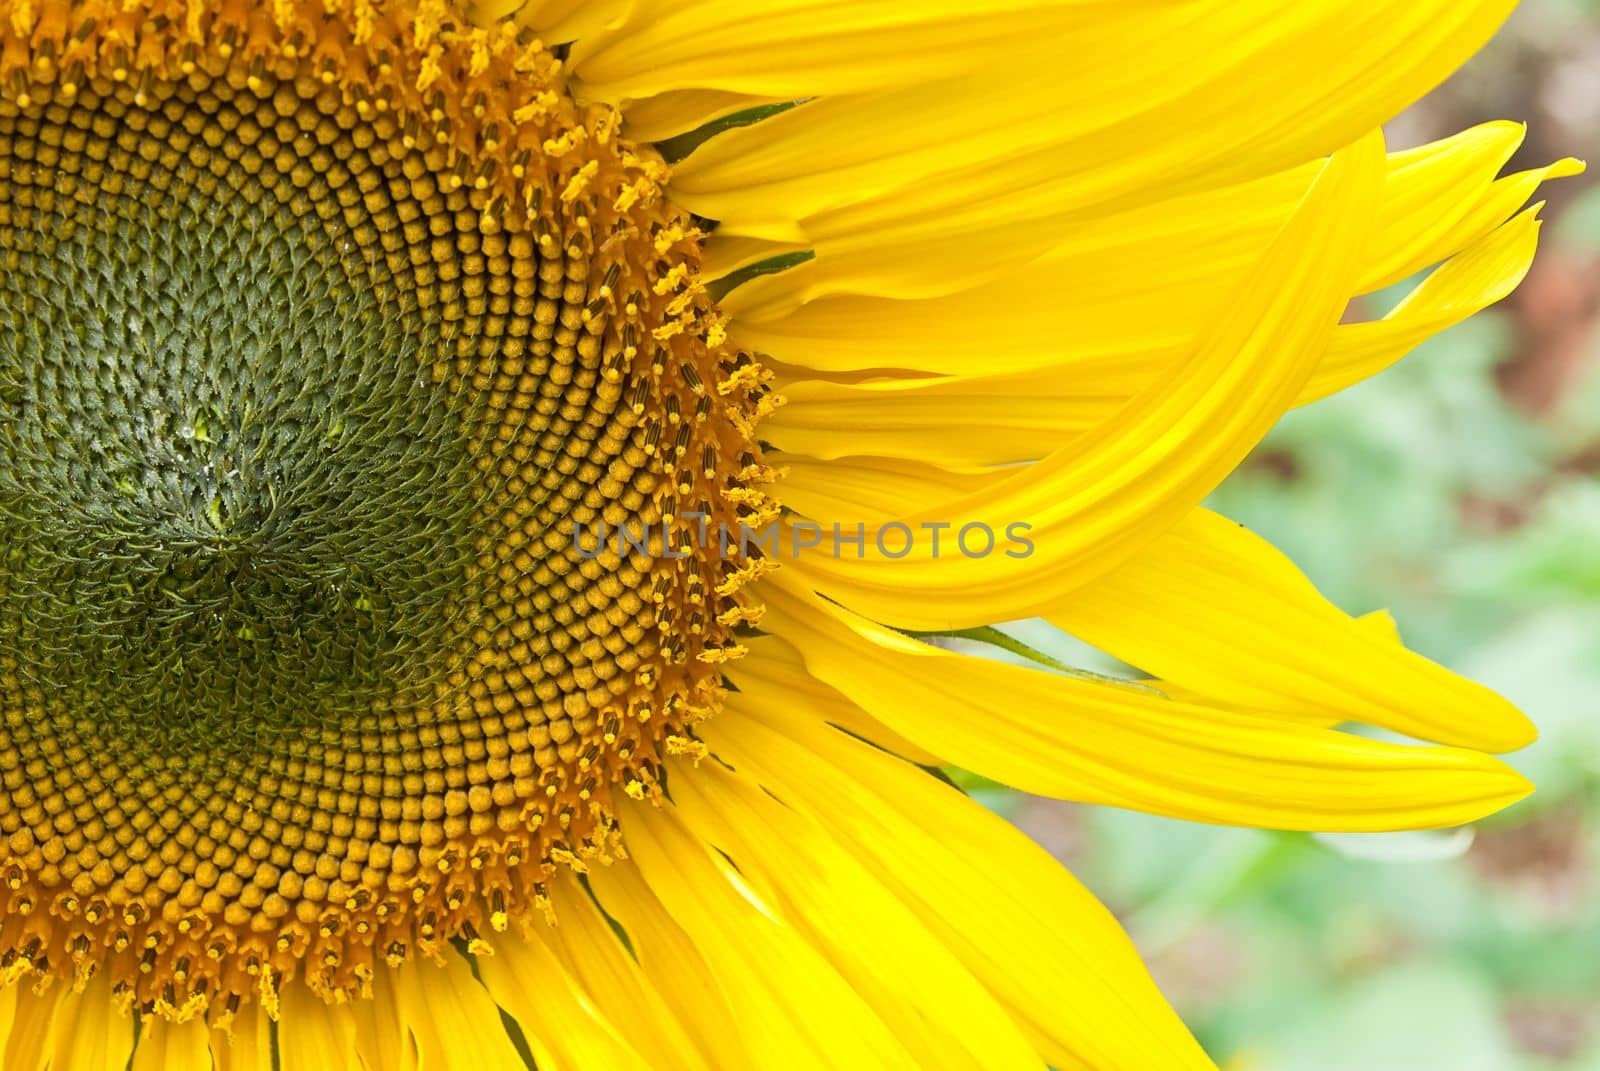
(0, 92), (479, 754)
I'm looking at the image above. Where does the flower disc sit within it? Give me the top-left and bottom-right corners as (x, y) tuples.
(0, 0), (770, 1019)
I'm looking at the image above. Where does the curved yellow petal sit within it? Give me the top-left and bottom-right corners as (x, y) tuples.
(1046, 508), (1535, 751)
(131, 1018), (212, 1071)
(215, 1002), (277, 1071)
(762, 205), (1552, 470)
(678, 3), (1513, 253)
(279, 980), (359, 1071)
(569, 0), (1113, 105)
(538, 875), (719, 1071)
(1300, 204), (1547, 404)
(781, 132), (1383, 628)
(764, 582), (1532, 831)
(391, 955), (529, 1071)
(728, 633), (946, 766)
(705, 709), (1217, 1071)
(728, 124), (1558, 364)
(476, 928), (653, 1071)
(48, 976), (136, 1071)
(666, 762), (1045, 1071)
(583, 863), (749, 1070)
(1, 984), (60, 1071)
(616, 800), (922, 1068)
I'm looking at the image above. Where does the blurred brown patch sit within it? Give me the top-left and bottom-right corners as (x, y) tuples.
(1011, 796), (1089, 866)
(1468, 804), (1593, 921)
(1504, 998), (1598, 1062)
(1501, 249), (1600, 414)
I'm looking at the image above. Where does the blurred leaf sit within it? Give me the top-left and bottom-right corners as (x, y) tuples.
(1254, 962), (1522, 1071)
(1445, 482), (1600, 599)
(1459, 607), (1600, 795)
(1556, 183), (1600, 254)
(1128, 831), (1310, 953)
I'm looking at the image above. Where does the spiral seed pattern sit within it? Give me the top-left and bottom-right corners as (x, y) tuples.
(0, 0), (774, 1021)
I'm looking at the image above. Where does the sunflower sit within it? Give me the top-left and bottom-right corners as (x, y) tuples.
(0, 0), (1580, 1067)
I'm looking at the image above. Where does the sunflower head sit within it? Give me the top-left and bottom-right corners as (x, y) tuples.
(0, 0), (772, 1020)
(0, 1), (1579, 1068)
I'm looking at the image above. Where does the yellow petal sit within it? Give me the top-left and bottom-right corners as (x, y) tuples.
(780, 132), (1383, 629)
(1300, 204), (1546, 404)
(583, 863), (750, 1069)
(278, 980), (359, 1071)
(349, 970), (418, 1071)
(539, 875), (719, 1070)
(215, 1002), (276, 1071)
(763, 206), (1552, 470)
(476, 928), (652, 1071)
(131, 1018), (212, 1071)
(728, 633), (946, 765)
(2, 984), (60, 1071)
(48, 975), (135, 1071)
(679, 4), (1513, 253)
(475, 0), (634, 44)
(614, 801), (922, 1068)
(773, 454), (995, 526)
(764, 582), (1532, 831)
(569, 0), (1108, 105)
(666, 760), (1046, 1071)
(769, 372), (1128, 468)
(728, 124), (1557, 362)
(391, 955), (530, 1071)
(623, 90), (791, 143)
(705, 709), (1217, 1071)
(1046, 508), (1535, 751)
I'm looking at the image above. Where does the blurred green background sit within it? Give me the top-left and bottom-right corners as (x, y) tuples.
(975, 2), (1600, 1067)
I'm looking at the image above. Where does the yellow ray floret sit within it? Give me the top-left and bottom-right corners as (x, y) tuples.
(705, 706), (1217, 1071)
(781, 133), (1382, 627)
(764, 580), (1531, 831)
(1046, 509), (1536, 752)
